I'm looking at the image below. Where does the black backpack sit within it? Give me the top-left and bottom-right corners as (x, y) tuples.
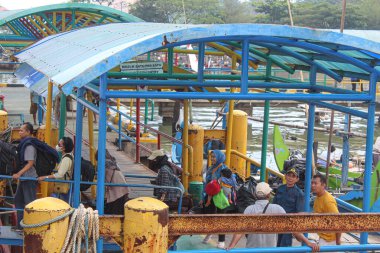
(0, 140), (20, 175)
(236, 177), (257, 213)
(18, 138), (59, 177)
(80, 158), (95, 191)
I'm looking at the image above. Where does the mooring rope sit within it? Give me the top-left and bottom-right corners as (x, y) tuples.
(60, 204), (99, 253)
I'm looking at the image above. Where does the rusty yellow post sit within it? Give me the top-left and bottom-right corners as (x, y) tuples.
(23, 197), (71, 253)
(113, 98), (120, 124)
(188, 124), (204, 182)
(124, 197), (169, 253)
(230, 110), (248, 177)
(0, 110), (8, 132)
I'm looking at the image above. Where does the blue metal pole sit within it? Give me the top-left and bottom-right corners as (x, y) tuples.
(222, 103), (228, 129)
(168, 244), (380, 253)
(73, 87), (84, 207)
(304, 65), (317, 212)
(341, 114), (349, 187)
(241, 39), (249, 94)
(198, 42), (205, 83)
(96, 73), (108, 252)
(118, 112), (122, 150)
(360, 71), (378, 245)
(105, 90), (370, 101)
(37, 95), (43, 125)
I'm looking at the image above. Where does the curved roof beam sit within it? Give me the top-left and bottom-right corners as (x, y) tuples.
(0, 3), (142, 26)
(14, 23), (380, 95)
(253, 42), (343, 81)
(206, 42), (258, 69)
(252, 36), (376, 75)
(224, 41), (295, 74)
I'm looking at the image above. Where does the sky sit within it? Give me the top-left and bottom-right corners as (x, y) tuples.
(0, 0), (67, 10)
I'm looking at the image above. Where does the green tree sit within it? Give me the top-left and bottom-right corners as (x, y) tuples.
(129, 0), (224, 24)
(251, 0), (290, 24)
(221, 0), (255, 23)
(357, 0), (380, 30)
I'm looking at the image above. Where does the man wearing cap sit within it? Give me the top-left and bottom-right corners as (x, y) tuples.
(273, 168), (305, 247)
(227, 182), (285, 249)
(227, 182), (319, 251)
(148, 150), (180, 203)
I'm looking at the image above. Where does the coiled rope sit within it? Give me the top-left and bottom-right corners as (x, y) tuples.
(60, 204), (99, 253)
(20, 204), (99, 253)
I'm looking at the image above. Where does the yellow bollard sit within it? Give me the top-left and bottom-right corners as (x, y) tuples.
(188, 124), (204, 182)
(230, 110), (248, 177)
(124, 197), (169, 253)
(0, 110), (8, 132)
(23, 197), (71, 253)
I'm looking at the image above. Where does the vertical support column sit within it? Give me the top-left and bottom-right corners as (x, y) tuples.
(45, 80), (53, 146)
(96, 73), (108, 253)
(240, 39), (249, 94)
(144, 99), (148, 133)
(168, 47), (173, 75)
(198, 42), (205, 83)
(116, 98), (122, 150)
(304, 65), (317, 212)
(87, 92), (95, 165)
(260, 59), (272, 182)
(360, 71), (377, 245)
(73, 87), (84, 207)
(136, 98), (141, 163)
(225, 56), (237, 167)
(341, 115), (349, 187)
(58, 93), (66, 139)
(37, 95), (43, 125)
(182, 98), (189, 192)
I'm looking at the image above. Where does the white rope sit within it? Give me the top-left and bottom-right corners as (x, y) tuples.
(60, 204), (99, 253)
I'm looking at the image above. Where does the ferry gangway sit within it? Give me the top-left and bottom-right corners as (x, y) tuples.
(6, 23), (380, 252)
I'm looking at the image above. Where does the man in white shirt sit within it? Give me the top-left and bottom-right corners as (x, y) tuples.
(227, 182), (319, 251)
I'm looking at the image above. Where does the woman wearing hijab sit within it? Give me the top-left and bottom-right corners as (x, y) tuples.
(202, 149), (230, 249)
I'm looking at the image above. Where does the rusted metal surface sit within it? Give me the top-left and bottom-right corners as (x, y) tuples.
(168, 213), (380, 235)
(99, 215), (123, 246)
(203, 129), (226, 144)
(24, 233), (44, 253)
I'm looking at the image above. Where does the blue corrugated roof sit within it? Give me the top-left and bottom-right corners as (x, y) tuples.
(14, 23), (380, 96)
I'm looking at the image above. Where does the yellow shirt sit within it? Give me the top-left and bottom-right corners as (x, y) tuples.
(313, 191), (339, 242)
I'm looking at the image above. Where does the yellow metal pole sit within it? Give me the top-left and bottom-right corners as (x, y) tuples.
(230, 110), (248, 177)
(129, 99), (133, 126)
(225, 56), (237, 167)
(188, 124), (204, 183)
(23, 197), (71, 253)
(182, 98), (189, 193)
(45, 80), (53, 146)
(124, 197), (168, 253)
(39, 80), (54, 198)
(114, 98), (120, 124)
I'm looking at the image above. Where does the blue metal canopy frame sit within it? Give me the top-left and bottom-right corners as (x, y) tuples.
(14, 23), (380, 252)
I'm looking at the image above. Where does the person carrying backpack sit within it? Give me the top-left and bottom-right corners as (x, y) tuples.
(12, 122), (38, 229)
(38, 137), (74, 203)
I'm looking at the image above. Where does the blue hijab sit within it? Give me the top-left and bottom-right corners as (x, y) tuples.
(205, 150), (227, 183)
